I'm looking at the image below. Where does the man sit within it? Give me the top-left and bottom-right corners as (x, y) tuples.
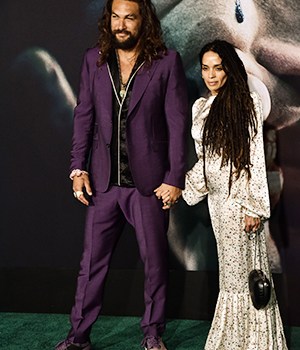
(55, 0), (188, 349)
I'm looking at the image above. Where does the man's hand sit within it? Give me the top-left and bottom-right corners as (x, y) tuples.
(154, 183), (182, 210)
(73, 173), (92, 206)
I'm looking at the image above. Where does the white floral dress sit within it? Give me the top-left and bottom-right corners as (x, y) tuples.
(182, 92), (287, 350)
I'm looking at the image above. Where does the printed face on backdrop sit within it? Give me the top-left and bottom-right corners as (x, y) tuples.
(150, 0), (300, 271)
(111, 0), (142, 50)
(201, 51), (228, 95)
(153, 0), (300, 129)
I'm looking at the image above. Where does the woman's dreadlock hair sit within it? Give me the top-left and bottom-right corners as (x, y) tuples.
(200, 40), (257, 193)
(97, 0), (167, 66)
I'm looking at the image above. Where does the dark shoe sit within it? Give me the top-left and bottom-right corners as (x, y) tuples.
(55, 339), (91, 350)
(142, 336), (167, 350)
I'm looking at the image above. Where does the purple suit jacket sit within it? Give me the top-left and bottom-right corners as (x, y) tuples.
(70, 47), (189, 196)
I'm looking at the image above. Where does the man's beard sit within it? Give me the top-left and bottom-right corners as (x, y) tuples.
(112, 30), (140, 50)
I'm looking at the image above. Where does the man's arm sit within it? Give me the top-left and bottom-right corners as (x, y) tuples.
(70, 49), (97, 205)
(155, 51), (189, 209)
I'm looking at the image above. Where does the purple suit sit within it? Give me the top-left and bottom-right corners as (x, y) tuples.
(67, 47), (188, 343)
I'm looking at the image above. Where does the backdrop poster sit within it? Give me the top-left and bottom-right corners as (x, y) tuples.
(1, 1), (299, 321)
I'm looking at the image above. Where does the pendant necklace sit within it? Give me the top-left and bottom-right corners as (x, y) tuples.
(116, 51), (127, 99)
(116, 50), (136, 99)
(120, 82), (126, 99)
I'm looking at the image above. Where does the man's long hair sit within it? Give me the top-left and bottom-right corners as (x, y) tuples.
(200, 40), (257, 192)
(97, 0), (167, 66)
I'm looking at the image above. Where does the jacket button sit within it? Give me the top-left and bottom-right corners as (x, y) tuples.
(106, 144), (110, 148)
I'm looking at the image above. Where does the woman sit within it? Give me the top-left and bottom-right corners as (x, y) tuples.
(182, 40), (287, 349)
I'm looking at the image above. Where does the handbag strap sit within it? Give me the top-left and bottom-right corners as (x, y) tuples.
(248, 223), (263, 270)
(254, 231), (262, 269)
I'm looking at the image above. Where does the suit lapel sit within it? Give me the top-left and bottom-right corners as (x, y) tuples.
(94, 58), (160, 119)
(95, 64), (113, 120)
(128, 59), (160, 116)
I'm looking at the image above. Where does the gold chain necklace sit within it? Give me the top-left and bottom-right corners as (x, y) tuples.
(116, 50), (136, 99)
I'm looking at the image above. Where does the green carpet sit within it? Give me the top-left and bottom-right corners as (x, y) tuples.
(0, 313), (299, 349)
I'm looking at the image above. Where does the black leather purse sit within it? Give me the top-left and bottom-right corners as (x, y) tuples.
(248, 230), (271, 310)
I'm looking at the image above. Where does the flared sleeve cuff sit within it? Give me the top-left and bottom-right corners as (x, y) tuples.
(233, 175), (271, 220)
(238, 199), (270, 220)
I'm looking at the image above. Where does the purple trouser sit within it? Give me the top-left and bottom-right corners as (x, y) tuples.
(67, 186), (169, 343)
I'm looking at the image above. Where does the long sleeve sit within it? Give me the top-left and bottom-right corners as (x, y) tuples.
(182, 97), (210, 206)
(233, 92), (271, 219)
(162, 51), (189, 189)
(70, 49), (96, 172)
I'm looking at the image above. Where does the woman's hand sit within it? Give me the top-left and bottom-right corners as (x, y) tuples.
(244, 214), (261, 233)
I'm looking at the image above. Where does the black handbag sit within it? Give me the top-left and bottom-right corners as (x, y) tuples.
(248, 230), (271, 310)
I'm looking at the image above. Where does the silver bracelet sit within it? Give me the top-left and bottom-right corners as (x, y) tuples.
(69, 169), (89, 180)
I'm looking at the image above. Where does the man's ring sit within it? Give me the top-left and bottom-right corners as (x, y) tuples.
(74, 191), (84, 199)
(166, 202), (172, 206)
